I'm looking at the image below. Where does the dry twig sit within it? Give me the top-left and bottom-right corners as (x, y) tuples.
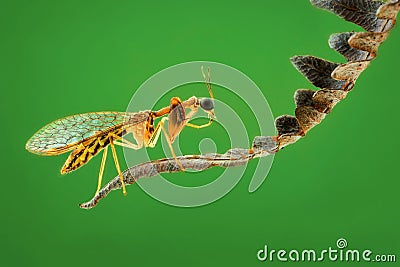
(80, 0), (400, 209)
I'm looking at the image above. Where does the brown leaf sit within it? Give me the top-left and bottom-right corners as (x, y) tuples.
(329, 32), (372, 61)
(295, 106), (326, 133)
(377, 1), (400, 20)
(311, 0), (393, 32)
(294, 89), (347, 113)
(277, 135), (303, 149)
(275, 115), (302, 136)
(312, 89), (348, 113)
(291, 56), (346, 89)
(252, 136), (279, 155)
(348, 31), (388, 56)
(294, 89), (316, 108)
(331, 61), (370, 86)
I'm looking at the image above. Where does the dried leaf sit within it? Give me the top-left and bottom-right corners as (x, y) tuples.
(377, 0), (400, 20)
(291, 56), (346, 89)
(348, 31), (388, 56)
(295, 89), (347, 113)
(295, 106), (326, 133)
(331, 61), (370, 87)
(311, 0), (393, 32)
(294, 89), (316, 107)
(329, 32), (371, 61)
(312, 89), (348, 113)
(252, 136), (279, 156)
(275, 115), (302, 136)
(277, 135), (302, 149)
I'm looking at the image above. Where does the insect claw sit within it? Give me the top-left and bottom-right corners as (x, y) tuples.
(209, 112), (217, 120)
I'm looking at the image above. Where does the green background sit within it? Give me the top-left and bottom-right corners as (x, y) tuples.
(1, 0), (399, 266)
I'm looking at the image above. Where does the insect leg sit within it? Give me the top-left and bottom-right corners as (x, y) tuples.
(186, 120), (213, 129)
(109, 137), (127, 196)
(147, 118), (164, 148)
(184, 107), (214, 129)
(110, 133), (143, 150)
(148, 117), (185, 171)
(95, 146), (108, 196)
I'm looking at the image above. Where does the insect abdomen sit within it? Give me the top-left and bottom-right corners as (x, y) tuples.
(61, 128), (124, 174)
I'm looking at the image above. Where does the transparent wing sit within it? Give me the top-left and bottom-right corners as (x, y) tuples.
(26, 111), (149, 155)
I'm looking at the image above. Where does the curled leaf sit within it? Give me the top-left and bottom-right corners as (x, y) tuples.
(348, 31), (388, 56)
(295, 89), (348, 114)
(377, 0), (400, 20)
(331, 61), (370, 88)
(291, 56), (346, 89)
(294, 89), (316, 107)
(312, 89), (348, 113)
(252, 136), (279, 156)
(329, 32), (371, 61)
(275, 115), (302, 136)
(275, 115), (304, 149)
(277, 135), (303, 149)
(311, 0), (394, 32)
(295, 106), (326, 133)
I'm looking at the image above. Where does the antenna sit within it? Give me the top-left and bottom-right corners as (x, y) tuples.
(201, 66), (214, 99)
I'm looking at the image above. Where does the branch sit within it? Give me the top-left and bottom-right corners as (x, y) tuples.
(80, 0), (399, 209)
(80, 136), (278, 209)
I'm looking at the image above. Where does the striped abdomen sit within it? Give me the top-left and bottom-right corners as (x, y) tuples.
(61, 126), (127, 174)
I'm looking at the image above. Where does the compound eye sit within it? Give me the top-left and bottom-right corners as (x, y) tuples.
(200, 98), (214, 111)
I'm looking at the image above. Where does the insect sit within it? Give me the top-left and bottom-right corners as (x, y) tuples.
(25, 67), (216, 196)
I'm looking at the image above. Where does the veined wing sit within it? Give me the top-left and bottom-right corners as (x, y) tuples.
(26, 111), (150, 155)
